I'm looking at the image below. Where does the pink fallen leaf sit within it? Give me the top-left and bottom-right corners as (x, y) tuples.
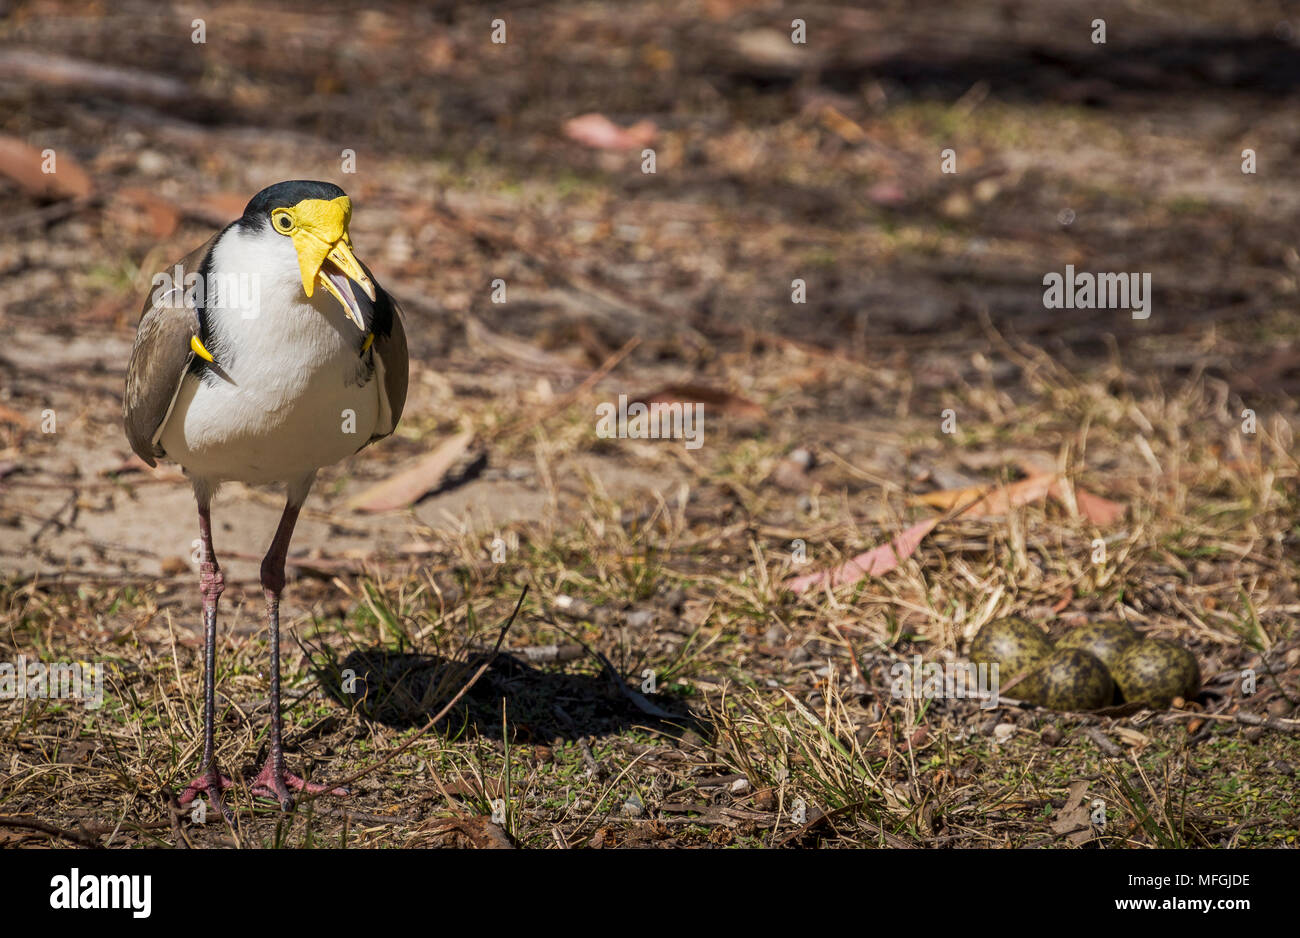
(186, 191), (250, 227)
(786, 516), (939, 594)
(0, 134), (92, 200)
(1048, 480), (1126, 526)
(866, 180), (906, 206)
(1015, 457), (1126, 526)
(111, 187), (181, 239)
(957, 473), (1058, 518)
(563, 113), (657, 151)
(347, 430), (476, 513)
(640, 384), (765, 419)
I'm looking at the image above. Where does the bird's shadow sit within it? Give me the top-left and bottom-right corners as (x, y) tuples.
(312, 646), (710, 744)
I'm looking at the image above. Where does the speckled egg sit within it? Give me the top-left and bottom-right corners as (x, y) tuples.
(1055, 620), (1139, 671)
(1039, 647), (1115, 711)
(969, 617), (1054, 704)
(1111, 638), (1200, 708)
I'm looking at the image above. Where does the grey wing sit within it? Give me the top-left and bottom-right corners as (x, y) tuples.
(368, 293), (409, 445)
(123, 237), (215, 466)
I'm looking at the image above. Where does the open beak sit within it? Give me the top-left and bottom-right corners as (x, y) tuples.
(288, 196), (377, 330)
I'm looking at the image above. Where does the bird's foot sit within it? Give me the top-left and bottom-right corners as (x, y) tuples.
(251, 761), (348, 811)
(176, 771), (236, 824)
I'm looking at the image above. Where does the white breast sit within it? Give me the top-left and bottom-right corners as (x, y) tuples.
(157, 226), (381, 485)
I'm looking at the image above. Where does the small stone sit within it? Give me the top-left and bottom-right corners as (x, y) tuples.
(1267, 699), (1293, 718)
(789, 448), (815, 469)
(992, 722), (1016, 744)
(1041, 725), (1063, 746)
(622, 795), (644, 818)
(729, 777), (751, 795)
(625, 609), (655, 629)
(136, 150), (168, 175)
(940, 191), (973, 219)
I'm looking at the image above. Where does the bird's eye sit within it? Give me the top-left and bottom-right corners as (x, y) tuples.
(274, 212), (294, 232)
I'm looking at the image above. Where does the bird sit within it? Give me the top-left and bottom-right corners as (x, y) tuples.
(124, 180), (408, 820)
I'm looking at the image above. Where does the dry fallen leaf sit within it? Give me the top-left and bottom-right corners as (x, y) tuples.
(1112, 726), (1150, 749)
(788, 464), (1128, 596)
(186, 191), (250, 227)
(0, 404), (32, 429)
(563, 113), (657, 151)
(1062, 484), (1127, 525)
(640, 384), (765, 419)
(958, 473), (1059, 517)
(0, 134), (92, 200)
(1014, 457), (1127, 525)
(913, 484), (992, 512)
(347, 429), (476, 512)
(786, 516), (939, 594)
(110, 187), (181, 239)
(418, 816), (513, 849)
(1050, 779), (1097, 846)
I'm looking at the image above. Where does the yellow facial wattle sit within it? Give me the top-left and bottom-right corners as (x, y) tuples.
(270, 195), (376, 329)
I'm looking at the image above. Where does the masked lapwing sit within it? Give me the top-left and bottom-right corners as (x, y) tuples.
(124, 180), (408, 819)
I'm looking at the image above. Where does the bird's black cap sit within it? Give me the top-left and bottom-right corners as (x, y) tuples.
(241, 180), (349, 220)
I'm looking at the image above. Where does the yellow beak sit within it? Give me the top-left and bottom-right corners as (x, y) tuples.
(288, 196), (377, 329)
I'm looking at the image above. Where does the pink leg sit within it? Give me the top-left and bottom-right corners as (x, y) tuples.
(251, 494), (348, 810)
(177, 501), (235, 823)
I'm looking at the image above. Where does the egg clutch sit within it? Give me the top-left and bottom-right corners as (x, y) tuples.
(969, 617), (1200, 711)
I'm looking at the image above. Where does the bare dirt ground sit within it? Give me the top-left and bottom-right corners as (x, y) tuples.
(1, 1), (1298, 848)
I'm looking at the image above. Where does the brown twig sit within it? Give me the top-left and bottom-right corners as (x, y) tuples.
(1081, 726), (1124, 757)
(0, 814), (102, 847)
(1162, 709), (1300, 735)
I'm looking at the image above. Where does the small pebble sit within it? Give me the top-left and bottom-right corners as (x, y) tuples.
(992, 722), (1016, 744)
(624, 609), (655, 629)
(789, 447), (814, 469)
(622, 795), (644, 818)
(729, 778), (750, 795)
(1267, 699), (1294, 718)
(1040, 725), (1063, 746)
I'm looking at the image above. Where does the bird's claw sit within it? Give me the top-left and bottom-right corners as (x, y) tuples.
(251, 762), (349, 811)
(176, 771), (236, 825)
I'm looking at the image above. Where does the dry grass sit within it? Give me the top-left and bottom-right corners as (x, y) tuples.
(3, 336), (1298, 848)
(2, 0), (1300, 849)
